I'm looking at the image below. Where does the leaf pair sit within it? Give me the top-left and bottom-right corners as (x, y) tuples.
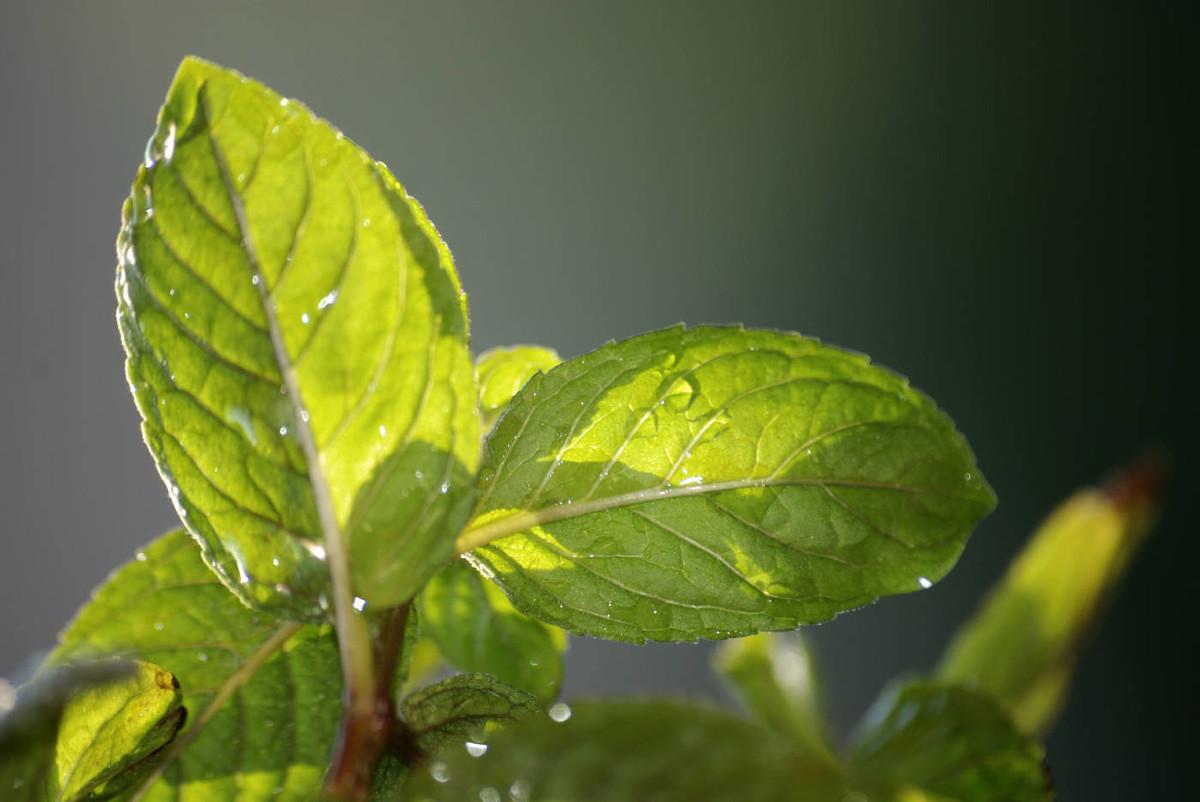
(116, 56), (998, 638)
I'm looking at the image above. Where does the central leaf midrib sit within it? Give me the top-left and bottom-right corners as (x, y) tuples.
(456, 475), (967, 555)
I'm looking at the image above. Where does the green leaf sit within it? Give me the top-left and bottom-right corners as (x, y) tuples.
(0, 662), (160, 802)
(400, 674), (539, 753)
(938, 459), (1161, 734)
(476, 346), (561, 431)
(713, 633), (837, 765)
(417, 560), (567, 703)
(117, 56), (479, 615)
(849, 681), (1052, 802)
(401, 700), (846, 802)
(48, 530), (342, 802)
(460, 325), (994, 642)
(52, 661), (185, 802)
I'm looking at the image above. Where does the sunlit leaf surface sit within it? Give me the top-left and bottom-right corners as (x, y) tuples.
(117, 56), (479, 616)
(476, 346), (561, 432)
(0, 661), (180, 802)
(462, 326), (994, 642)
(49, 530), (341, 802)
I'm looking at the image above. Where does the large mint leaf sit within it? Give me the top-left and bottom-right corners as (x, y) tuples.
(714, 633), (836, 765)
(0, 662), (181, 802)
(939, 460), (1161, 734)
(49, 530), (342, 802)
(117, 56), (479, 616)
(475, 345), (560, 431)
(849, 681), (1053, 802)
(400, 673), (539, 753)
(401, 700), (845, 801)
(418, 561), (566, 703)
(460, 326), (994, 642)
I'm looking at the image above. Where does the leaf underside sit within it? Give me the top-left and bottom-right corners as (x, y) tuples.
(400, 673), (539, 754)
(466, 325), (995, 642)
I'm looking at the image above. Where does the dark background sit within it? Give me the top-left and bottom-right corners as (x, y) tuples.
(1, 2), (1192, 797)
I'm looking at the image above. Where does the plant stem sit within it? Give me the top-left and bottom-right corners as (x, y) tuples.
(324, 603), (412, 801)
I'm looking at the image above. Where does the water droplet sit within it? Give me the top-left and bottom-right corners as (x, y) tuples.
(251, 274), (261, 286)
(236, 172), (247, 184)
(279, 425), (289, 436)
(304, 541), (327, 560)
(317, 289), (338, 310)
(414, 470), (424, 481)
(162, 122), (176, 163)
(271, 125), (280, 135)
(197, 652), (208, 662)
(362, 217), (371, 228)
(378, 424), (387, 438)
(918, 576), (933, 590)
(440, 480), (451, 494)
(279, 98), (290, 107)
(352, 596), (368, 612)
(300, 409), (310, 423)
(135, 551), (148, 562)
(479, 788), (501, 802)
(964, 472), (973, 481)
(548, 702), (572, 722)
(272, 557), (281, 567)
(509, 779), (531, 801)
(301, 312), (310, 325)
(168, 287), (176, 297)
(429, 762), (450, 783)
(153, 621), (164, 631)
(465, 741), (488, 757)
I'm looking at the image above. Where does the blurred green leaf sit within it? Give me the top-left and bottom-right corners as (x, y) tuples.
(400, 674), (539, 754)
(401, 699), (845, 801)
(938, 460), (1161, 734)
(460, 325), (994, 642)
(714, 633), (836, 765)
(418, 561), (566, 703)
(0, 661), (167, 802)
(117, 56), (479, 616)
(476, 346), (561, 431)
(850, 681), (1052, 802)
(49, 530), (342, 802)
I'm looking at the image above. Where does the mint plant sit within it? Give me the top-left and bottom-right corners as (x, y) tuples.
(0, 57), (1159, 802)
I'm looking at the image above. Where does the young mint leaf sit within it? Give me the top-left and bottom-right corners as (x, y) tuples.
(938, 459), (1162, 735)
(476, 346), (561, 431)
(52, 661), (185, 802)
(400, 673), (539, 753)
(850, 681), (1053, 802)
(713, 633), (837, 766)
(401, 700), (845, 801)
(0, 662), (154, 802)
(117, 56), (479, 617)
(48, 530), (342, 802)
(418, 561), (567, 703)
(459, 326), (994, 642)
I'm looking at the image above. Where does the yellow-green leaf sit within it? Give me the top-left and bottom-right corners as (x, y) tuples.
(938, 459), (1162, 734)
(459, 326), (994, 642)
(117, 56), (479, 616)
(714, 633), (837, 765)
(417, 560), (566, 703)
(49, 530), (342, 802)
(476, 345), (561, 431)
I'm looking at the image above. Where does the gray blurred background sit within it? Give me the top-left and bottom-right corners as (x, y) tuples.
(1, 2), (1191, 797)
